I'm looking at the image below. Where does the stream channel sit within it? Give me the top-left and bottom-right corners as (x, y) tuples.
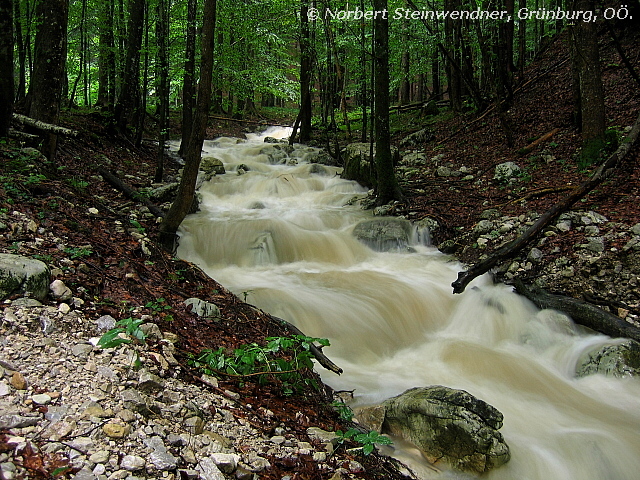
(172, 128), (640, 479)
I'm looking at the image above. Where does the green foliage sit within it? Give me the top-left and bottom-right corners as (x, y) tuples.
(331, 401), (354, 422)
(130, 219), (145, 234)
(67, 177), (89, 190)
(64, 246), (92, 259)
(97, 317), (147, 349)
(335, 428), (393, 456)
(189, 335), (330, 396)
(145, 297), (171, 313)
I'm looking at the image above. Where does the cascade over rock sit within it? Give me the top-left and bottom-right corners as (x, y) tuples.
(0, 253), (50, 301)
(381, 386), (510, 474)
(576, 339), (640, 377)
(352, 218), (413, 252)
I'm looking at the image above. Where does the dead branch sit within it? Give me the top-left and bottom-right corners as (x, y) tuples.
(499, 186), (576, 206)
(12, 113), (78, 137)
(97, 166), (165, 218)
(518, 128), (561, 156)
(452, 109), (640, 294)
(514, 280), (640, 343)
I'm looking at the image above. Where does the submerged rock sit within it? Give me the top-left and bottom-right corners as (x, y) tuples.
(576, 340), (640, 377)
(352, 218), (413, 252)
(382, 386), (510, 474)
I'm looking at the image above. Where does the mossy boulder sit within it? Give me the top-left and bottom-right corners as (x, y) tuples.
(0, 254), (50, 301)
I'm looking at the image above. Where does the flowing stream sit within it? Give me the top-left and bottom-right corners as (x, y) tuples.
(173, 128), (640, 479)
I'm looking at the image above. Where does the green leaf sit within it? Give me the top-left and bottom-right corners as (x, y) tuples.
(97, 329), (130, 349)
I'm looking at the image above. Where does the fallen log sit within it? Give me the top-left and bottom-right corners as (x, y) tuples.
(97, 167), (165, 219)
(452, 108), (640, 294)
(514, 280), (640, 343)
(517, 127), (561, 156)
(12, 113), (78, 137)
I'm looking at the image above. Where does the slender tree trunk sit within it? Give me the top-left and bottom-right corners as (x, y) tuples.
(179, 0), (197, 156)
(0, 0), (13, 138)
(159, 0), (217, 251)
(399, 18), (410, 105)
(27, 0), (68, 159)
(155, 0), (169, 182)
(135, 0), (149, 147)
(573, 0), (605, 163)
(360, 0), (368, 142)
(431, 49), (440, 99)
(299, 0), (312, 142)
(373, 0), (400, 206)
(114, 0), (145, 135)
(13, 0), (26, 102)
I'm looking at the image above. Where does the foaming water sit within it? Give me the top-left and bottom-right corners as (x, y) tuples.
(175, 130), (640, 479)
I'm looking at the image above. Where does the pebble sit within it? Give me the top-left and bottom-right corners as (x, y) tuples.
(0, 302), (362, 480)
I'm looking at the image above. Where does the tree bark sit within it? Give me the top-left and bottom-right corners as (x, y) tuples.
(452, 109), (640, 294)
(12, 113), (78, 136)
(179, 0), (197, 157)
(0, 0), (13, 138)
(373, 0), (400, 206)
(573, 0), (605, 163)
(298, 0), (313, 142)
(114, 0), (145, 135)
(27, 0), (68, 160)
(155, 0), (169, 183)
(159, 0), (217, 252)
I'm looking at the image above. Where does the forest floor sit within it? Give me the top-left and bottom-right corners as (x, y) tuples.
(1, 27), (639, 480)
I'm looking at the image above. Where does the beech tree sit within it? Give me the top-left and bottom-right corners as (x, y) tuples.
(27, 0), (69, 159)
(373, 0), (400, 205)
(159, 0), (217, 251)
(0, 0), (13, 138)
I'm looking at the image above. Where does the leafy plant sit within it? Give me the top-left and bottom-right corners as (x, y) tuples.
(145, 297), (171, 313)
(130, 219), (145, 234)
(331, 400), (354, 422)
(190, 335), (330, 396)
(335, 428), (393, 455)
(97, 317), (147, 349)
(64, 246), (93, 259)
(68, 177), (89, 190)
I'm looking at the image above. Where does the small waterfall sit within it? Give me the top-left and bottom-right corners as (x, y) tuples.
(174, 129), (640, 480)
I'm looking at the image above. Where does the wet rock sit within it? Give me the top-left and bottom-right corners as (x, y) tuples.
(200, 157), (226, 176)
(382, 386), (510, 474)
(352, 218), (414, 252)
(399, 128), (435, 148)
(341, 143), (399, 188)
(184, 298), (221, 319)
(95, 315), (117, 333)
(493, 162), (521, 182)
(50, 279), (72, 301)
(0, 254), (50, 301)
(576, 340), (640, 377)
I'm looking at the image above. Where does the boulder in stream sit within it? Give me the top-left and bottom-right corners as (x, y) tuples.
(200, 156), (226, 176)
(352, 218), (413, 252)
(576, 339), (640, 378)
(381, 386), (510, 474)
(341, 143), (399, 188)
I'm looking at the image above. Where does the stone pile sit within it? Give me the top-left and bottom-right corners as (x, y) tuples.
(0, 297), (368, 480)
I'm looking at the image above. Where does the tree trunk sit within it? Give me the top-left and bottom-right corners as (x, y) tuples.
(114, 0), (145, 135)
(179, 0), (197, 157)
(27, 0), (68, 160)
(399, 19), (411, 106)
(298, 0), (312, 142)
(13, 0), (26, 103)
(155, 0), (169, 183)
(573, 0), (606, 165)
(0, 0), (13, 138)
(159, 0), (217, 252)
(373, 0), (400, 206)
(97, 0), (115, 108)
